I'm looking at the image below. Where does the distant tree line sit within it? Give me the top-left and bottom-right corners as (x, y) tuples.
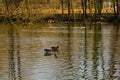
(0, 0), (120, 22)
(65, 0), (120, 21)
(1, 0), (120, 14)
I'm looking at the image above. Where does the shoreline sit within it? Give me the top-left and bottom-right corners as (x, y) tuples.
(0, 13), (120, 23)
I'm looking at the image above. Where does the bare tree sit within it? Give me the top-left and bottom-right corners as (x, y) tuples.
(116, 0), (120, 16)
(81, 0), (87, 18)
(70, 0), (75, 21)
(97, 0), (103, 20)
(112, 0), (118, 15)
(2, 0), (22, 10)
(67, 0), (71, 21)
(118, 0), (120, 16)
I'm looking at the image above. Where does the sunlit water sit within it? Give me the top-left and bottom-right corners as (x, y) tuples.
(0, 22), (120, 80)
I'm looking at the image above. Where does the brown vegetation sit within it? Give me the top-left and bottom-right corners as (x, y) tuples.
(0, 0), (120, 22)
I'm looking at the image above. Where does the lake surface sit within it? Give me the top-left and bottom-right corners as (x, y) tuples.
(0, 22), (120, 80)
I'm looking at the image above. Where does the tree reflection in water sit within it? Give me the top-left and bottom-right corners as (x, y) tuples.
(57, 22), (120, 80)
(0, 23), (120, 80)
(8, 24), (21, 80)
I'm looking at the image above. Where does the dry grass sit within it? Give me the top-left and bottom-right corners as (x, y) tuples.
(30, 8), (114, 15)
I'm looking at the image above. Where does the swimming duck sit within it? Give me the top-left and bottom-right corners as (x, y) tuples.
(44, 49), (52, 56)
(51, 46), (59, 52)
(44, 46), (59, 58)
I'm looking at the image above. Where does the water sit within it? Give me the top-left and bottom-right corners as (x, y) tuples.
(0, 22), (120, 80)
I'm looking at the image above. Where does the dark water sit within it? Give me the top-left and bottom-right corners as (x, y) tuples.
(0, 22), (120, 80)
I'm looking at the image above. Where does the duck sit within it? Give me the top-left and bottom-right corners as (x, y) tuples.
(44, 46), (59, 58)
(51, 46), (59, 52)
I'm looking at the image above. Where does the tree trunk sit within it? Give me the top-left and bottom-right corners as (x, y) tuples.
(98, 0), (103, 21)
(81, 0), (87, 19)
(68, 0), (71, 21)
(112, 0), (117, 15)
(70, 0), (75, 21)
(118, 0), (120, 16)
(60, 0), (64, 15)
(116, 0), (119, 15)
